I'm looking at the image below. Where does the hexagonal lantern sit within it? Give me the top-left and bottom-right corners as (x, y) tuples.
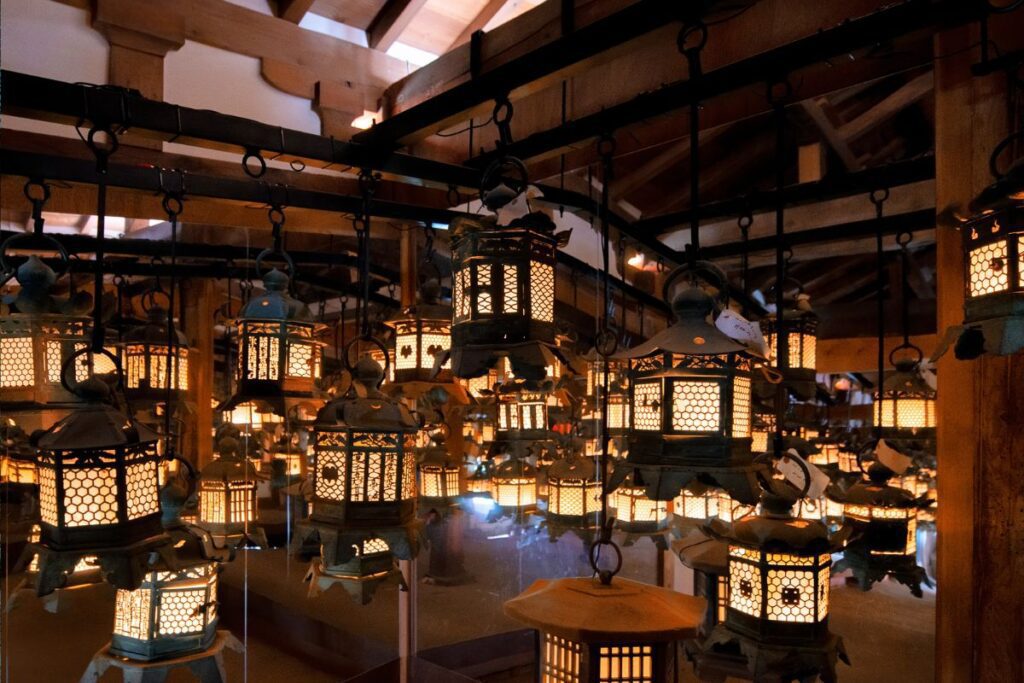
(545, 454), (601, 527)
(808, 438), (841, 468)
(446, 212), (572, 381)
(875, 360), (936, 439)
(758, 289), (818, 400)
(35, 376), (163, 555)
(0, 255), (97, 413)
(386, 280), (452, 384)
(673, 483), (746, 525)
(310, 356), (419, 530)
(491, 457), (537, 510)
(220, 268), (325, 417)
(584, 354), (630, 436)
(198, 437), (261, 548)
(614, 266), (764, 505)
(464, 459), (494, 497)
(120, 306), (191, 407)
(496, 384), (551, 441)
(612, 472), (670, 533)
(1, 418), (38, 486)
(504, 574), (704, 683)
(306, 533), (399, 605)
(830, 462), (933, 596)
(110, 525), (220, 662)
(418, 431), (462, 506)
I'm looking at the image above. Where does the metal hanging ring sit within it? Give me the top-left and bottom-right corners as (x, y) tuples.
(342, 334), (390, 386)
(162, 194), (184, 218)
(677, 21), (708, 55)
(597, 134), (617, 160)
(766, 79), (793, 107)
(738, 213), (753, 230)
(479, 156), (530, 203)
(255, 248), (295, 278)
(23, 180), (51, 205)
(870, 188), (890, 206)
(896, 231), (914, 248)
(0, 232), (71, 280)
(589, 537), (623, 586)
(86, 125), (120, 160)
(242, 150), (267, 179)
(59, 345), (123, 395)
(141, 288), (172, 313)
(168, 453), (200, 501)
(492, 98), (514, 126)
(268, 206), (286, 228)
(594, 328), (619, 357)
(888, 341), (924, 368)
(661, 260), (729, 306)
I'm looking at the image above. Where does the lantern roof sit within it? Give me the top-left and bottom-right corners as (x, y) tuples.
(124, 306), (189, 346)
(315, 357), (419, 432)
(708, 491), (844, 555)
(201, 437), (260, 482)
(504, 576), (704, 643)
(2, 255), (92, 316)
(239, 268), (314, 322)
(37, 379), (158, 451)
(674, 528), (728, 574)
(618, 285), (763, 359)
(879, 361), (935, 397)
(419, 432), (459, 469)
(969, 161), (1024, 213)
(827, 463), (931, 509)
(385, 279), (452, 325)
(494, 457), (536, 479)
(547, 454), (597, 482)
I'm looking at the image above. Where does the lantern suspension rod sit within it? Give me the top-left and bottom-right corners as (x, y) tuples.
(159, 168), (186, 452)
(596, 132), (617, 528)
(769, 78), (793, 457)
(870, 188), (890, 441)
(85, 124), (118, 352)
(357, 169), (379, 338)
(680, 20), (708, 266)
(897, 230), (914, 349)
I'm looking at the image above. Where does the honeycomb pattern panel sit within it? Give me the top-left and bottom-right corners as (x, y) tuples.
(156, 587), (207, 636)
(126, 461), (160, 520)
(396, 333), (418, 370)
(671, 381), (720, 432)
(878, 397), (935, 430)
(633, 382), (662, 431)
(46, 340), (64, 384)
(530, 261), (555, 322)
(969, 240), (1009, 297)
(543, 633), (581, 683)
(287, 342), (314, 378)
(38, 466), (59, 526)
(766, 569), (817, 623)
(729, 558), (762, 618)
(453, 268), (467, 320)
(0, 336), (34, 388)
(731, 376), (751, 437)
(64, 467), (119, 527)
(597, 644), (654, 683)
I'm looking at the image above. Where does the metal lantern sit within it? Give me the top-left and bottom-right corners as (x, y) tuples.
(491, 457), (537, 509)
(446, 212), (571, 381)
(615, 266), (763, 504)
(612, 473), (670, 533)
(758, 289), (818, 400)
(675, 529), (731, 636)
(584, 354), (631, 435)
(198, 437), (260, 547)
(674, 483), (743, 524)
(0, 255), (96, 413)
(545, 454), (601, 526)
(35, 375), (163, 555)
(418, 431), (462, 504)
(808, 439), (840, 468)
(307, 535), (397, 604)
(504, 571), (704, 683)
(1, 419), (38, 485)
(310, 355), (419, 530)
(465, 459), (493, 497)
(830, 462), (932, 596)
(222, 268), (325, 417)
(496, 385), (551, 440)
(874, 359), (936, 436)
(110, 525), (219, 661)
(121, 306), (191, 406)
(386, 279), (452, 384)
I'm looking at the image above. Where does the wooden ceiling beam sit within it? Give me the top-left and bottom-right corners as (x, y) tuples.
(839, 70), (934, 142)
(448, 0), (511, 50)
(801, 97), (863, 171)
(366, 0), (431, 51)
(277, 0), (318, 24)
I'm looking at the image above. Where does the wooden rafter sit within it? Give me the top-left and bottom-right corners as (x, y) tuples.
(276, 0), (317, 23)
(448, 0), (511, 50)
(838, 70), (934, 142)
(366, 0), (430, 50)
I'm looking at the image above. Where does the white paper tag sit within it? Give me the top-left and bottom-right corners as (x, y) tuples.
(496, 185), (543, 224)
(716, 309), (768, 356)
(775, 449), (830, 499)
(921, 366), (937, 391)
(875, 439), (912, 474)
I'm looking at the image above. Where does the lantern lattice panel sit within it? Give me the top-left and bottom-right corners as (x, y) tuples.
(125, 461), (161, 520)
(38, 466), (59, 526)
(671, 381), (720, 432)
(598, 645), (655, 683)
(878, 397), (935, 430)
(242, 325), (281, 380)
(503, 264), (518, 314)
(158, 587), (210, 636)
(728, 546), (830, 627)
(543, 633), (581, 683)
(478, 264), (494, 314)
(115, 587), (151, 639)
(1, 336), (33, 386)
(530, 261), (555, 323)
(633, 382), (662, 431)
(765, 569), (817, 623)
(63, 467), (119, 527)
(731, 376), (751, 437)
(729, 553), (763, 618)
(968, 239), (1009, 296)
(613, 488), (668, 527)
(493, 477), (536, 508)
(548, 479), (601, 518)
(314, 434), (347, 501)
(125, 345), (189, 391)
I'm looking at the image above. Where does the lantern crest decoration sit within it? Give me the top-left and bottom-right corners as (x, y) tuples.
(220, 265), (325, 417)
(387, 277), (458, 388)
(612, 263), (765, 504)
(442, 211), (573, 382)
(829, 461), (933, 596)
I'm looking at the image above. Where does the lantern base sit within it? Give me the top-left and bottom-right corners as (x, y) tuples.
(293, 520), (421, 564)
(80, 630), (243, 683)
(24, 532), (172, 594)
(834, 543), (932, 598)
(688, 624), (849, 683)
(305, 557), (403, 604)
(611, 460), (766, 506)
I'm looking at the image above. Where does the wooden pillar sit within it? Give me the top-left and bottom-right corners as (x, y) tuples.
(183, 279), (217, 468)
(934, 21), (1024, 683)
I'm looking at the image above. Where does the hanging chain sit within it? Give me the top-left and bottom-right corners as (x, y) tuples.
(679, 19), (708, 267)
(870, 188), (890, 441)
(357, 169), (379, 339)
(738, 208), (753, 299)
(85, 125), (118, 353)
(897, 230), (914, 349)
(24, 180), (50, 236)
(768, 76), (793, 458)
(159, 167), (186, 456)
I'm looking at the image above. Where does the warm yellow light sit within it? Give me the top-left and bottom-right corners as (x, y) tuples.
(968, 240), (1009, 297)
(542, 633), (582, 682)
(351, 110), (379, 130)
(728, 546), (830, 624)
(877, 397), (936, 430)
(419, 463), (460, 499)
(548, 478), (601, 518)
(113, 562), (218, 642)
(612, 487), (668, 527)
(808, 443), (839, 467)
(843, 504), (917, 556)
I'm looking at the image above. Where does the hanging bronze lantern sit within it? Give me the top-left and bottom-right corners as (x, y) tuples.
(197, 436), (263, 548)
(418, 430), (462, 507)
(829, 461), (932, 596)
(545, 453), (601, 527)
(491, 457), (537, 510)
(120, 304), (191, 407)
(611, 472), (671, 533)
(758, 285), (818, 401)
(1, 418), (38, 486)
(874, 355), (936, 439)
(675, 529), (731, 637)
(33, 355), (168, 593)
(693, 469), (849, 682)
(496, 383), (551, 441)
(220, 266), (325, 417)
(386, 279), (452, 385)
(305, 532), (399, 605)
(613, 263), (764, 504)
(445, 212), (572, 381)
(109, 524), (220, 661)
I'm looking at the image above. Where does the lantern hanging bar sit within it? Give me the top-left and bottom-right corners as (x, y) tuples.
(870, 189), (890, 441)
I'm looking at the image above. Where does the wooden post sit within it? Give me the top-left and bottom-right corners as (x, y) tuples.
(183, 279), (217, 468)
(934, 21), (1024, 683)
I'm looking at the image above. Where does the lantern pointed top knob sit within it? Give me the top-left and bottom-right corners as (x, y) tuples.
(263, 268), (289, 291)
(671, 285), (715, 320)
(78, 375), (113, 402)
(15, 254), (57, 290)
(146, 305), (168, 323)
(354, 355), (385, 386)
(420, 278), (442, 305)
(866, 460), (895, 485)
